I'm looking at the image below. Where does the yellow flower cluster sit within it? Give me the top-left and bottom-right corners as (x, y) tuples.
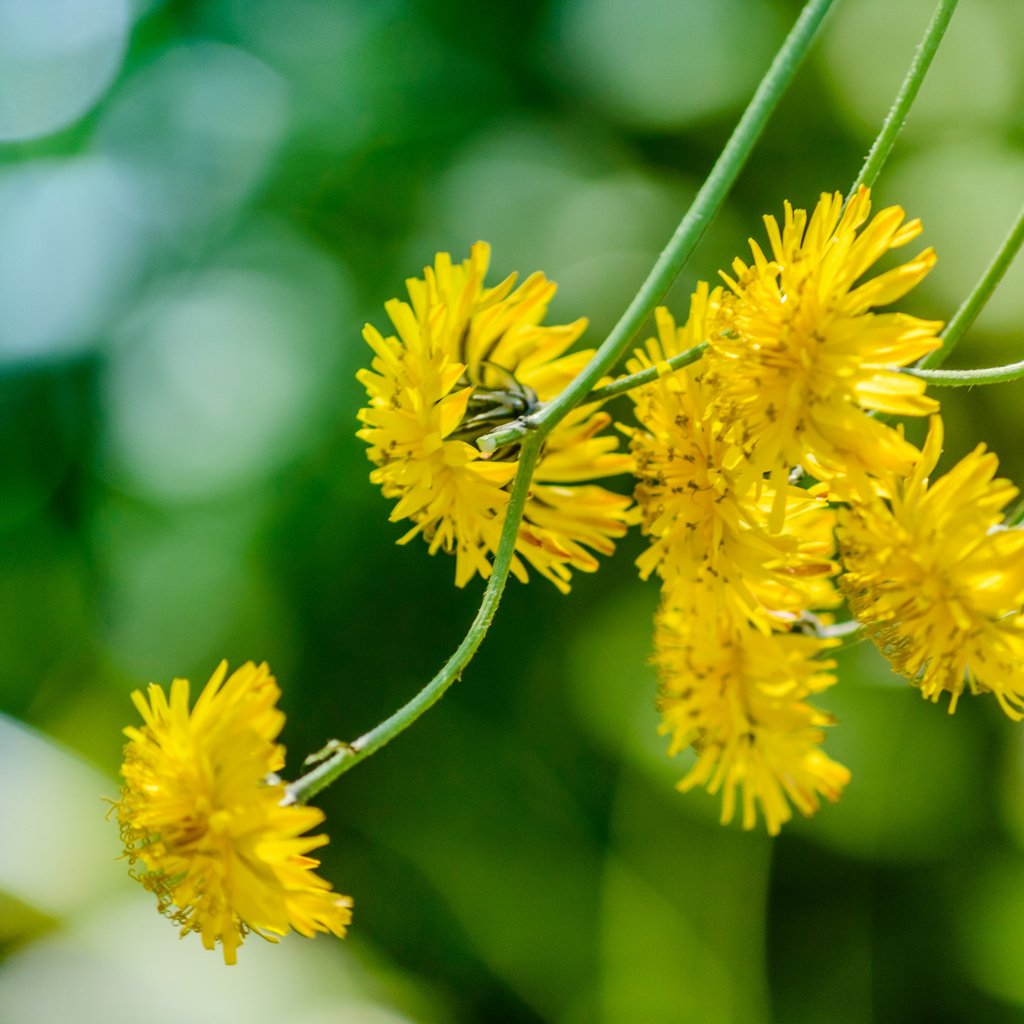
(358, 241), (634, 593)
(656, 599), (848, 836)
(628, 186), (990, 833)
(705, 188), (940, 506)
(626, 186), (1024, 832)
(837, 417), (1024, 718)
(115, 662), (352, 964)
(115, 187), (1021, 964)
(350, 191), (1023, 834)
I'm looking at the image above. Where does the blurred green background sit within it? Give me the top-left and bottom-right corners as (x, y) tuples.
(1, 0), (1023, 1021)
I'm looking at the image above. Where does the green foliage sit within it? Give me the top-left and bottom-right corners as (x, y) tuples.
(1, 0), (1023, 1020)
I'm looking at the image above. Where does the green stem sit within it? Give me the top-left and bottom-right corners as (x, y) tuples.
(586, 343), (708, 403)
(1008, 495), (1024, 527)
(286, 436), (543, 804)
(478, 0), (838, 455)
(847, 0), (958, 197)
(905, 358), (1024, 386)
(289, 0), (839, 798)
(920, 202), (1024, 369)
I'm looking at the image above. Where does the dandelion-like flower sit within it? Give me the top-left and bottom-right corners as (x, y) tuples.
(115, 661), (352, 964)
(358, 242), (634, 592)
(655, 599), (849, 835)
(625, 286), (837, 621)
(838, 417), (1024, 718)
(705, 187), (942, 518)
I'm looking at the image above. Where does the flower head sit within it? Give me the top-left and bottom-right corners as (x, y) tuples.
(115, 661), (352, 964)
(625, 286), (837, 622)
(838, 418), (1024, 718)
(655, 599), (848, 835)
(705, 187), (942, 506)
(357, 242), (634, 592)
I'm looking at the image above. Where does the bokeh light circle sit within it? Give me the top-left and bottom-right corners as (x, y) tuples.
(0, 0), (131, 141)
(549, 0), (784, 130)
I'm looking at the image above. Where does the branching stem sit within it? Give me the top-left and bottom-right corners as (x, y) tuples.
(586, 344), (708, 404)
(478, 0), (838, 455)
(291, 0), (841, 797)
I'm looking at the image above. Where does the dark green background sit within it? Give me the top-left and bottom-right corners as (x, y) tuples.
(1, 0), (1023, 1020)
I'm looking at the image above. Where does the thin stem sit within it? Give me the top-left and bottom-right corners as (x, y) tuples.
(905, 358), (1024, 386)
(288, 0), (839, 798)
(286, 436), (543, 804)
(808, 616), (866, 656)
(920, 202), (1024, 369)
(1008, 495), (1024, 527)
(586, 343), (708, 404)
(847, 0), (958, 197)
(820, 619), (862, 640)
(831, 631), (870, 656)
(478, 0), (838, 455)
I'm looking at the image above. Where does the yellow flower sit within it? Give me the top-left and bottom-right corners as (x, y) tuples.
(838, 417), (1024, 718)
(625, 286), (837, 623)
(705, 187), (942, 521)
(115, 661), (352, 964)
(655, 599), (849, 835)
(357, 242), (634, 593)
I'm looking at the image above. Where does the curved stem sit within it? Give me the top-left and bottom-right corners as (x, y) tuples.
(478, 0), (838, 455)
(847, 0), (958, 198)
(290, 0), (839, 798)
(286, 436), (543, 804)
(920, 201), (1024, 369)
(905, 358), (1024, 386)
(585, 343), (708, 404)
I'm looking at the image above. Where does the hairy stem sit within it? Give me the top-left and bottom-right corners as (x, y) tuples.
(847, 0), (958, 197)
(906, 358), (1024, 386)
